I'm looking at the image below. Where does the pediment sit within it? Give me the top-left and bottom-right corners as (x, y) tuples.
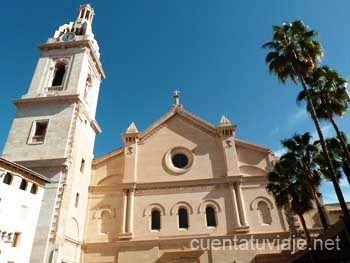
(140, 106), (217, 142)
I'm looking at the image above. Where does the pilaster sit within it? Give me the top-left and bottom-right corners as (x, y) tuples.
(217, 115), (240, 176)
(118, 188), (134, 240)
(122, 122), (139, 184)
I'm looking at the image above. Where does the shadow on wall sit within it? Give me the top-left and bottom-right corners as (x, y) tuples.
(311, 210), (322, 228)
(15, 102), (72, 118)
(164, 116), (225, 178)
(204, 186), (233, 233)
(90, 198), (121, 241)
(89, 155), (125, 241)
(154, 250), (204, 263)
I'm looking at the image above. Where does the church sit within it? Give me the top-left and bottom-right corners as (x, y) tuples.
(1, 4), (325, 263)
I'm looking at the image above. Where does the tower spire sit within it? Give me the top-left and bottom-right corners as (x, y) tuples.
(77, 3), (95, 24)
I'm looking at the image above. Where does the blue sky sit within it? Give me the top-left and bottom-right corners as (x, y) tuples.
(0, 0), (349, 203)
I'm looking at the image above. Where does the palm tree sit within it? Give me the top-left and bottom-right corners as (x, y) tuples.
(267, 157), (317, 262)
(316, 136), (350, 185)
(297, 66), (350, 184)
(263, 21), (350, 229)
(281, 133), (329, 230)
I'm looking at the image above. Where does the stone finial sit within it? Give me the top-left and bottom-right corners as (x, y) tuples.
(217, 115), (236, 137)
(126, 122), (138, 133)
(173, 90), (180, 106)
(219, 115), (232, 126)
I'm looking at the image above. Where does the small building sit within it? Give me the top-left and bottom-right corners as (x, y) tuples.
(0, 157), (51, 263)
(324, 202), (350, 225)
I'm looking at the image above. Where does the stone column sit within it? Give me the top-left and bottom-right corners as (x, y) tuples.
(235, 182), (248, 226)
(229, 183), (241, 227)
(82, 8), (87, 19)
(121, 190), (128, 233)
(126, 188), (135, 233)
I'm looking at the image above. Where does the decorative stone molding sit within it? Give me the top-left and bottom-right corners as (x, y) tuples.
(140, 124), (167, 143)
(170, 201), (194, 215)
(135, 184), (217, 196)
(250, 196), (274, 210)
(164, 147), (195, 174)
(93, 206), (116, 219)
(198, 200), (221, 214)
(250, 197), (274, 226)
(143, 203), (166, 216)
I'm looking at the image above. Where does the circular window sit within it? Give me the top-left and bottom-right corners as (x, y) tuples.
(165, 147), (194, 174)
(172, 154), (189, 168)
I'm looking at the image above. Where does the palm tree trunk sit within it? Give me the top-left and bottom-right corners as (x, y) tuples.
(297, 73), (350, 237)
(327, 112), (350, 185)
(298, 213), (317, 263)
(310, 184), (329, 230)
(306, 165), (329, 230)
(342, 160), (350, 183)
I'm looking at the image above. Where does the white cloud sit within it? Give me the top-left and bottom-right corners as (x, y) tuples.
(321, 180), (350, 204)
(273, 148), (286, 157)
(311, 124), (334, 140)
(287, 108), (308, 126)
(269, 127), (280, 136)
(272, 123), (335, 159)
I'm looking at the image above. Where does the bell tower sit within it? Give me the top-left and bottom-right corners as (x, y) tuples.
(2, 4), (105, 263)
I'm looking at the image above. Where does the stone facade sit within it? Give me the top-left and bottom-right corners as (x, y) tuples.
(82, 104), (321, 262)
(2, 4), (105, 263)
(1, 4), (325, 263)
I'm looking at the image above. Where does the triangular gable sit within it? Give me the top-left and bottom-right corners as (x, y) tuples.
(140, 106), (218, 142)
(93, 107), (219, 163)
(235, 139), (271, 153)
(93, 105), (272, 163)
(92, 147), (123, 166)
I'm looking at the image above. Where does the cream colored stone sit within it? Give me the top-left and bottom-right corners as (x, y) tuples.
(83, 106), (322, 262)
(1, 4), (334, 263)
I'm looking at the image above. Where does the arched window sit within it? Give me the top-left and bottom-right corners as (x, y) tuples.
(257, 201), (272, 225)
(205, 206), (217, 227)
(100, 210), (112, 234)
(85, 10), (90, 19)
(151, 209), (161, 231)
(3, 173), (13, 185)
(52, 62), (66, 87)
(30, 184), (38, 194)
(84, 75), (92, 102)
(178, 208), (189, 229)
(20, 179), (28, 191)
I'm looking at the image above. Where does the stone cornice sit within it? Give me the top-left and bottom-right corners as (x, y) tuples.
(83, 231), (291, 249)
(38, 40), (105, 78)
(235, 139), (271, 153)
(242, 175), (268, 184)
(140, 107), (218, 143)
(14, 94), (80, 105)
(136, 177), (227, 189)
(91, 120), (102, 134)
(77, 102), (102, 134)
(15, 158), (68, 170)
(14, 95), (102, 134)
(88, 175), (268, 194)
